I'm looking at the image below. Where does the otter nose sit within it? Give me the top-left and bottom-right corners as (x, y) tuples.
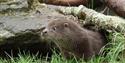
(41, 28), (48, 36)
(43, 29), (47, 34)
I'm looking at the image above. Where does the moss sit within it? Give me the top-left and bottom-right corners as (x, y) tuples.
(0, 0), (12, 2)
(0, 7), (29, 16)
(0, 37), (6, 45)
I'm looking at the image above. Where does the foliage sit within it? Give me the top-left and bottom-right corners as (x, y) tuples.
(0, 32), (125, 63)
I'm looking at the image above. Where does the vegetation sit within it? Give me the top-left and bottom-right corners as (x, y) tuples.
(0, 32), (124, 63)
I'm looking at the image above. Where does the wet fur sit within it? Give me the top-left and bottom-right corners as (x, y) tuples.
(41, 19), (104, 60)
(42, 0), (88, 6)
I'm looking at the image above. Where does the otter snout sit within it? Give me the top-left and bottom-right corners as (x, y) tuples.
(41, 28), (48, 36)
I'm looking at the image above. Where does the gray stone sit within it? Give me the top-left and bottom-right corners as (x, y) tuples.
(0, 2), (77, 57)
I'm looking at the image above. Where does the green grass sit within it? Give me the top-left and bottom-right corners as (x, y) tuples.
(0, 32), (125, 63)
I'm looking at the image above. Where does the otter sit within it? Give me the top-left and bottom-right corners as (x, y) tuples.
(104, 0), (125, 18)
(41, 18), (104, 60)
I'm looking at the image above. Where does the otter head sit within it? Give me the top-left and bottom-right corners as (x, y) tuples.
(41, 19), (81, 40)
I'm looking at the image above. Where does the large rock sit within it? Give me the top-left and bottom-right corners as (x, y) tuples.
(0, 0), (28, 16)
(0, 1), (77, 57)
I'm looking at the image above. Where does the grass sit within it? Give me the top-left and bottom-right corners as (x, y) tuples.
(0, 32), (125, 63)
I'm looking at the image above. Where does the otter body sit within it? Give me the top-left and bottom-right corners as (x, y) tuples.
(41, 19), (104, 60)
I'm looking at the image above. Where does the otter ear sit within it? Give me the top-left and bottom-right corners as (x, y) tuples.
(64, 23), (69, 27)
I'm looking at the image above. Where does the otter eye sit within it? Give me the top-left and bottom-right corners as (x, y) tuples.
(64, 23), (69, 27)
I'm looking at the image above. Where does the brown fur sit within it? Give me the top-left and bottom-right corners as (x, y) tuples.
(41, 0), (88, 6)
(41, 18), (104, 60)
(104, 0), (125, 18)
